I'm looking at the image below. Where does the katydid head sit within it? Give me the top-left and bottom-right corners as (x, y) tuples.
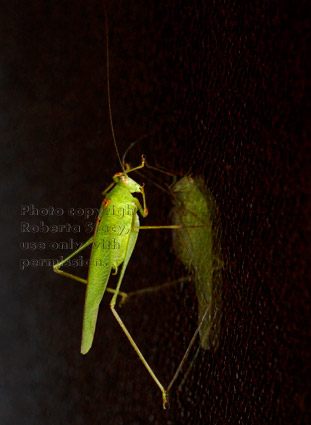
(173, 175), (195, 194)
(113, 172), (142, 193)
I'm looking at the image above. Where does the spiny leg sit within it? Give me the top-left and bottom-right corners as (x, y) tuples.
(110, 305), (168, 408)
(124, 154), (146, 174)
(136, 224), (183, 230)
(109, 215), (168, 409)
(127, 222), (210, 402)
(131, 160), (177, 195)
(112, 269), (211, 407)
(53, 237), (93, 282)
(177, 346), (201, 394)
(165, 304), (211, 397)
(121, 276), (191, 306)
(176, 302), (220, 394)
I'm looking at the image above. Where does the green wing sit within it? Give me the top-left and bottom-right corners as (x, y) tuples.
(172, 176), (222, 350)
(114, 213), (139, 293)
(81, 209), (112, 354)
(81, 202), (139, 354)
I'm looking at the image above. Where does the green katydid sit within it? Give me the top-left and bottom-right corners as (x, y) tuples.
(53, 155), (181, 409)
(171, 176), (223, 351)
(53, 3), (224, 409)
(52, 7), (189, 409)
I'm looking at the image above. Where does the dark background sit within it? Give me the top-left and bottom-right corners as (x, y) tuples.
(1, 0), (310, 424)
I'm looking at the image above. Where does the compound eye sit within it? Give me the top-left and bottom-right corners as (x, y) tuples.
(115, 172), (124, 179)
(118, 175), (128, 184)
(113, 173), (129, 184)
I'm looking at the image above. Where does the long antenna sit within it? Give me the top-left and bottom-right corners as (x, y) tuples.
(104, 3), (124, 171)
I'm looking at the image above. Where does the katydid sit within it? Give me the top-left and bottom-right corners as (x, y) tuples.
(172, 176), (223, 351)
(53, 3), (222, 409)
(52, 6), (184, 409)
